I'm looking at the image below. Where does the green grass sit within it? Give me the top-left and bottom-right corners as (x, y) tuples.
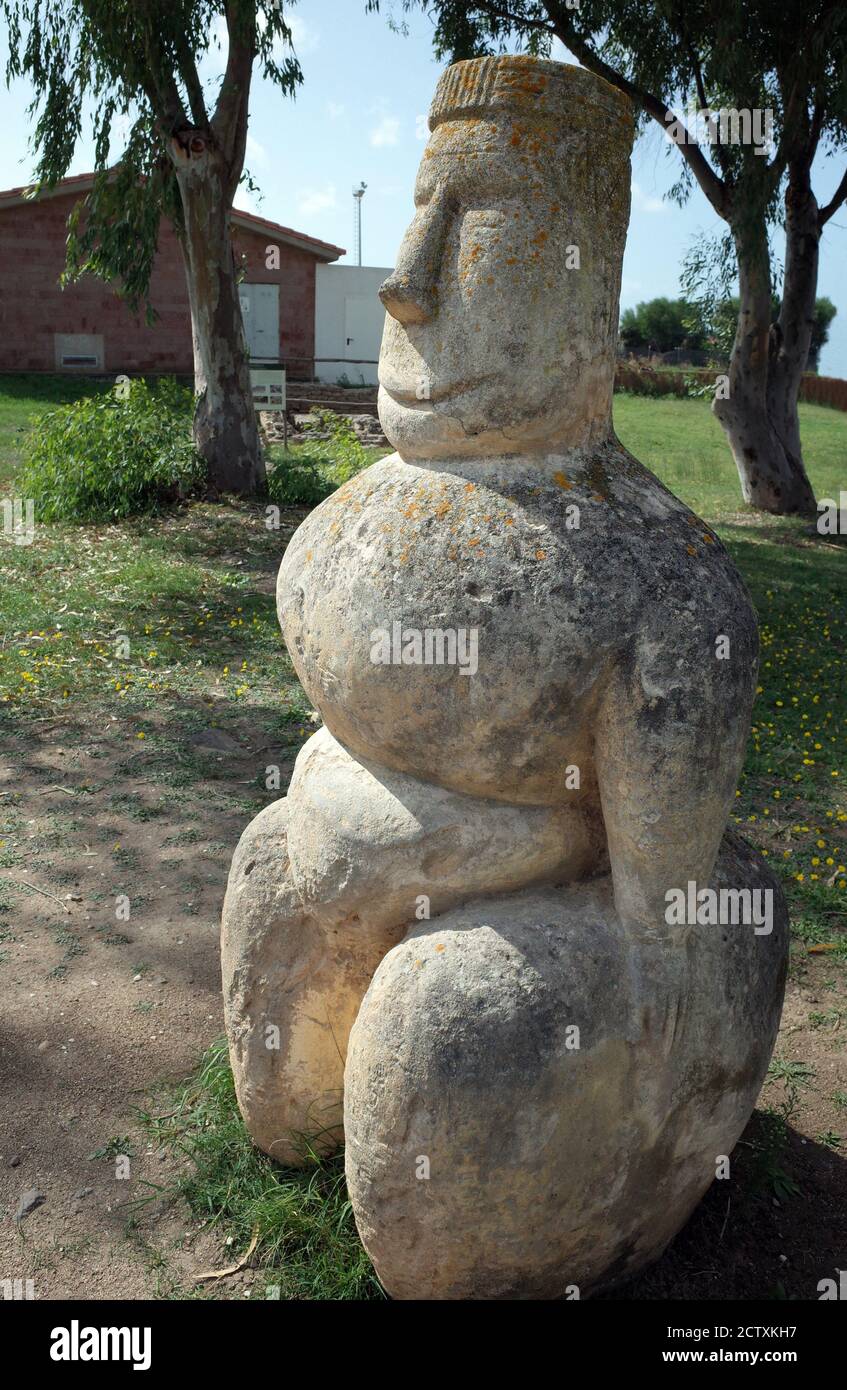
(138, 1039), (382, 1300)
(0, 374), (115, 490)
(613, 393), (845, 519)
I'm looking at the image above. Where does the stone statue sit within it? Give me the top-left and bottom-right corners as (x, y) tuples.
(222, 55), (788, 1299)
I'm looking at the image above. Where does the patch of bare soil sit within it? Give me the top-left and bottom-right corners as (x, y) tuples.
(0, 706), (297, 1300)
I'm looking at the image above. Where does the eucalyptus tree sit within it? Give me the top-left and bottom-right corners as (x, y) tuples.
(2, 0), (304, 494)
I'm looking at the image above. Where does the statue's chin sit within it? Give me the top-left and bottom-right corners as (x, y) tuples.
(378, 387), (493, 459)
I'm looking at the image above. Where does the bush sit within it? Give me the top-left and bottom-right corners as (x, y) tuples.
(266, 409), (373, 507)
(21, 377), (204, 522)
(266, 449), (336, 507)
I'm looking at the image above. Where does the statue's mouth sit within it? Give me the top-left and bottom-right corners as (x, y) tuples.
(380, 378), (487, 407)
(381, 386), (435, 408)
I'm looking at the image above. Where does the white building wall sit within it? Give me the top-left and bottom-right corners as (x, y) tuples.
(314, 264), (393, 385)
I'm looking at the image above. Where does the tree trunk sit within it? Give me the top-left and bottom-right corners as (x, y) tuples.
(712, 221), (816, 515)
(766, 162), (820, 488)
(174, 140), (265, 496)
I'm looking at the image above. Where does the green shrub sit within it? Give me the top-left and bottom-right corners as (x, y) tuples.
(266, 409), (373, 506)
(266, 448), (336, 507)
(20, 377), (204, 522)
(304, 408), (373, 484)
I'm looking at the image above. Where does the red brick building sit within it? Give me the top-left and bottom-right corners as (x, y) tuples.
(0, 173), (344, 378)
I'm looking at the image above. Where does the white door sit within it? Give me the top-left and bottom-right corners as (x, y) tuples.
(343, 294), (386, 381)
(240, 283), (280, 361)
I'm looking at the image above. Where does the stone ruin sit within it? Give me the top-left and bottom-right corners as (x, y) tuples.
(222, 55), (788, 1299)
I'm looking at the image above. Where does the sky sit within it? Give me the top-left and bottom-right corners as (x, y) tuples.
(0, 0), (845, 375)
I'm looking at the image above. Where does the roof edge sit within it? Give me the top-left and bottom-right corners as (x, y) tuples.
(0, 173), (345, 261)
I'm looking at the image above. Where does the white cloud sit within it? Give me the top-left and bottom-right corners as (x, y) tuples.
(245, 133), (268, 167)
(327, 101), (346, 120)
(297, 183), (337, 216)
(631, 181), (666, 214)
(370, 116), (401, 148)
(287, 15), (321, 55)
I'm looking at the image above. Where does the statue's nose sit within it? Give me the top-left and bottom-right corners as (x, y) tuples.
(378, 272), (433, 325)
(379, 191), (450, 325)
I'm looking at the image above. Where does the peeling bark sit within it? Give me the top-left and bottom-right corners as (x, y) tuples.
(172, 132), (265, 497)
(766, 163), (821, 481)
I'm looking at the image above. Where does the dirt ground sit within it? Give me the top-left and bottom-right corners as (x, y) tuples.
(0, 695), (307, 1299)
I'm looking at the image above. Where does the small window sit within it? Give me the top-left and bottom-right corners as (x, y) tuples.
(54, 334), (104, 371)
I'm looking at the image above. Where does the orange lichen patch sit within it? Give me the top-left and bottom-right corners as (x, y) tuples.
(535, 549), (546, 560)
(553, 471), (572, 490)
(530, 230), (548, 247)
(685, 514), (698, 526)
(398, 547), (410, 565)
(686, 545), (697, 556)
(702, 533), (715, 544)
(305, 550), (313, 563)
(468, 538), (481, 548)
(435, 943), (445, 953)
(434, 500), (451, 519)
(591, 493), (607, 503)
(464, 482), (476, 493)
(504, 516), (514, 526)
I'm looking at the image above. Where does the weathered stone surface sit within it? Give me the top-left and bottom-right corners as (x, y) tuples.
(222, 726), (604, 1162)
(278, 446), (757, 813)
(223, 53), (788, 1301)
(286, 726), (605, 912)
(345, 833), (789, 1300)
(275, 57), (761, 946)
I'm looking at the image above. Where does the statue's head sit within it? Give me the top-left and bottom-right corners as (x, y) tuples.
(377, 56), (634, 460)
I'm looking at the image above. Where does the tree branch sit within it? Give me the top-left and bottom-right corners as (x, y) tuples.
(460, 0), (730, 215)
(211, 0), (257, 194)
(819, 165), (847, 226)
(542, 3), (730, 217)
(175, 37), (209, 128)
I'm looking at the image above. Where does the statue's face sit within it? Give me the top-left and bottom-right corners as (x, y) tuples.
(377, 114), (620, 459)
